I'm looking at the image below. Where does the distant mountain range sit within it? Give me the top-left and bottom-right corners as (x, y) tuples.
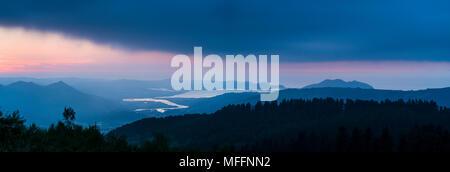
(164, 86), (450, 116)
(0, 77), (285, 101)
(0, 81), (142, 129)
(0, 78), (180, 101)
(303, 79), (374, 89)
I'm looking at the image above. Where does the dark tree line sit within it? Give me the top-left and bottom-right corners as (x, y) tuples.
(236, 124), (450, 152)
(0, 108), (175, 152)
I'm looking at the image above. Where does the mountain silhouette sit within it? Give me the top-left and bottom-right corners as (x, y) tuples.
(0, 81), (140, 128)
(303, 79), (374, 89)
(0, 78), (181, 101)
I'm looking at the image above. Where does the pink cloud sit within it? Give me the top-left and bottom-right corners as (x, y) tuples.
(0, 27), (175, 74)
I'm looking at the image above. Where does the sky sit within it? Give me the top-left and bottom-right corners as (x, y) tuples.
(0, 0), (450, 90)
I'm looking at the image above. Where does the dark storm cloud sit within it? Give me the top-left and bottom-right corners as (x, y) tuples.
(1, 0), (450, 61)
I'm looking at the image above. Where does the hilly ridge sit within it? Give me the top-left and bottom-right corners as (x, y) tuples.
(164, 87), (450, 116)
(303, 79), (374, 89)
(0, 81), (141, 128)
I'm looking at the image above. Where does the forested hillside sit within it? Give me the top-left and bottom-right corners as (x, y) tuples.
(113, 98), (450, 152)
